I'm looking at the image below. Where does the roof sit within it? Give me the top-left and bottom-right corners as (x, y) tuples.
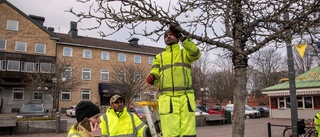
(261, 66), (320, 91)
(1, 0), (56, 38)
(54, 33), (164, 55)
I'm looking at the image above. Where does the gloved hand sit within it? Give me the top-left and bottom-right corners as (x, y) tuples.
(169, 26), (183, 39)
(147, 74), (157, 85)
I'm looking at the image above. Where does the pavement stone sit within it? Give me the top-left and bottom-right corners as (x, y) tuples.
(0, 117), (294, 137)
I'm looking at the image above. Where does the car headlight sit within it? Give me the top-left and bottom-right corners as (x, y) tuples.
(16, 115), (23, 118)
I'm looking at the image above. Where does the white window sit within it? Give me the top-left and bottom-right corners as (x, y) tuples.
(6, 20), (19, 31)
(0, 60), (6, 71)
(82, 68), (91, 80)
(20, 61), (25, 71)
(15, 41), (27, 52)
(25, 62), (35, 72)
(118, 71), (125, 81)
(279, 97), (285, 109)
(40, 63), (52, 73)
(118, 53), (126, 62)
(101, 51), (109, 60)
(35, 43), (46, 54)
(101, 70), (109, 81)
(148, 57), (154, 64)
(63, 67), (72, 80)
(63, 47), (73, 57)
(7, 60), (20, 71)
(0, 39), (6, 50)
(149, 91), (156, 100)
(12, 88), (24, 100)
(304, 97), (313, 108)
(33, 92), (43, 100)
(134, 55), (141, 63)
(35, 62), (40, 72)
(81, 90), (91, 100)
(83, 49), (92, 59)
(134, 73), (141, 82)
(134, 93), (141, 101)
(61, 90), (71, 100)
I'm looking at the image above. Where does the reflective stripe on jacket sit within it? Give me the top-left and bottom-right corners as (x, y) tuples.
(150, 38), (201, 93)
(100, 107), (148, 137)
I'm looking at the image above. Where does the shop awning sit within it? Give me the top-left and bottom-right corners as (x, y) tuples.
(98, 83), (111, 93)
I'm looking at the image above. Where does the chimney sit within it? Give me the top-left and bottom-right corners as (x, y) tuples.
(29, 15), (45, 26)
(68, 21), (78, 38)
(47, 27), (54, 33)
(129, 38), (139, 48)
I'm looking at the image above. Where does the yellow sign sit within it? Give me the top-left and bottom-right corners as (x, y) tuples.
(295, 44), (307, 58)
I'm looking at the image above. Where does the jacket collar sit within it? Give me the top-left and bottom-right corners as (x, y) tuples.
(165, 43), (180, 51)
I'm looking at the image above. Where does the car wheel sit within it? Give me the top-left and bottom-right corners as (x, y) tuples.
(245, 115), (250, 119)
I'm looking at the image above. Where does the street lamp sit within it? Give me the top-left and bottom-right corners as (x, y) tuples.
(52, 77), (66, 134)
(200, 87), (209, 106)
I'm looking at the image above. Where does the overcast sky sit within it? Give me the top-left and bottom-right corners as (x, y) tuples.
(7, 0), (165, 48)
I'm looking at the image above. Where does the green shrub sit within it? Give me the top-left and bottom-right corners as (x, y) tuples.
(17, 117), (55, 121)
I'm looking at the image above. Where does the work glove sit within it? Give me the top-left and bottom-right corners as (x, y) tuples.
(147, 74), (157, 85)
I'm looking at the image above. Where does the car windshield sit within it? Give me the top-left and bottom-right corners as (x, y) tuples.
(21, 104), (44, 112)
(135, 108), (145, 114)
(245, 105), (254, 110)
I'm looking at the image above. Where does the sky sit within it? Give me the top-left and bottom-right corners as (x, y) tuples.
(7, 0), (166, 48)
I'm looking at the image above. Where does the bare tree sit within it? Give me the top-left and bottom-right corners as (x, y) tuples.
(68, 1), (320, 136)
(23, 58), (83, 116)
(109, 63), (150, 108)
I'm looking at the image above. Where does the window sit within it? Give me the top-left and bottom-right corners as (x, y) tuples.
(148, 57), (154, 64)
(35, 43), (46, 54)
(6, 20), (19, 31)
(83, 49), (92, 59)
(134, 55), (141, 63)
(101, 51), (109, 60)
(118, 53), (126, 62)
(149, 91), (155, 100)
(134, 93), (141, 101)
(63, 47), (73, 57)
(63, 67), (72, 80)
(35, 62), (40, 72)
(285, 97), (291, 108)
(40, 63), (52, 73)
(0, 39), (6, 50)
(20, 61), (25, 72)
(7, 60), (20, 71)
(12, 88), (24, 100)
(33, 92), (43, 100)
(15, 41), (27, 52)
(82, 68), (91, 80)
(25, 62), (35, 72)
(0, 60), (6, 71)
(118, 71), (125, 81)
(279, 97), (285, 109)
(297, 97), (303, 108)
(61, 90), (71, 100)
(304, 97), (313, 108)
(101, 70), (109, 81)
(134, 72), (141, 82)
(81, 90), (91, 100)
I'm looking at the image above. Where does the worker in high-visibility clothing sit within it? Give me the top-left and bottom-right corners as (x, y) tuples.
(68, 101), (102, 137)
(147, 25), (201, 137)
(99, 94), (151, 137)
(314, 111), (320, 137)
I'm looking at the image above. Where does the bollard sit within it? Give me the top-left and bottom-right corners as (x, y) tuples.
(267, 122), (271, 137)
(56, 111), (61, 134)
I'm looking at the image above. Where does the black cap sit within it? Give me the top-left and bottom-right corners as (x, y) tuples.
(75, 101), (100, 122)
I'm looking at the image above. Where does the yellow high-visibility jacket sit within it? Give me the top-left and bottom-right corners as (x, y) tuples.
(150, 38), (201, 93)
(67, 125), (91, 137)
(314, 112), (320, 137)
(99, 107), (149, 137)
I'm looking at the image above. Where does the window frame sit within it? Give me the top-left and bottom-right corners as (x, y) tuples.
(6, 20), (19, 31)
(0, 39), (6, 50)
(101, 70), (109, 81)
(82, 68), (91, 80)
(61, 90), (71, 100)
(134, 55), (141, 63)
(33, 92), (43, 100)
(35, 43), (46, 54)
(101, 51), (110, 60)
(15, 41), (27, 52)
(81, 90), (91, 100)
(63, 47), (73, 57)
(7, 60), (20, 71)
(40, 63), (52, 73)
(134, 93), (141, 101)
(148, 57), (154, 65)
(12, 88), (24, 100)
(83, 49), (92, 59)
(25, 62), (35, 72)
(118, 53), (126, 62)
(63, 67), (72, 80)
(0, 60), (6, 71)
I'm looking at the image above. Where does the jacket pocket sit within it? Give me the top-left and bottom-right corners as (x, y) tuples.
(158, 95), (172, 115)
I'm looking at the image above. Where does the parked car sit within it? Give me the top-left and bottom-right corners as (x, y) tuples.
(66, 106), (76, 117)
(252, 106), (269, 117)
(207, 105), (225, 115)
(225, 104), (260, 119)
(195, 107), (209, 116)
(16, 103), (48, 118)
(129, 107), (154, 123)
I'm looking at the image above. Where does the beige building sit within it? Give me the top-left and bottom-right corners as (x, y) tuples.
(0, 0), (163, 113)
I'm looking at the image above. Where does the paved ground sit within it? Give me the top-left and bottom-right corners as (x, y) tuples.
(0, 117), (295, 137)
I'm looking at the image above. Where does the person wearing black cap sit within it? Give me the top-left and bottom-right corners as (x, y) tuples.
(68, 101), (101, 137)
(147, 25), (201, 137)
(99, 94), (151, 137)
